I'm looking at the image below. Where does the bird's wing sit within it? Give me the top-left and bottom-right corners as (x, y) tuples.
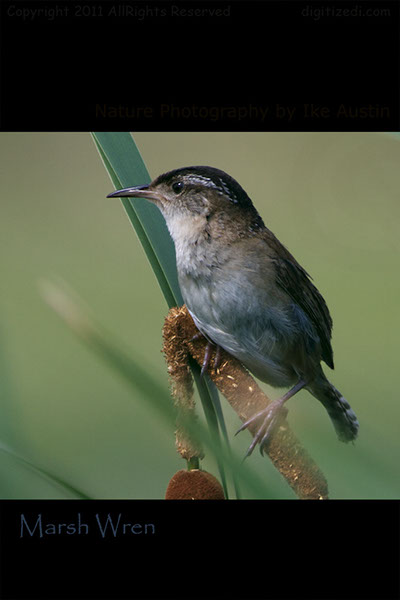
(265, 230), (334, 369)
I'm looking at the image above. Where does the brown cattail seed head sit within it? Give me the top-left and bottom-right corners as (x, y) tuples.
(165, 469), (225, 500)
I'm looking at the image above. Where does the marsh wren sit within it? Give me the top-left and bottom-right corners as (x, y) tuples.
(108, 166), (359, 456)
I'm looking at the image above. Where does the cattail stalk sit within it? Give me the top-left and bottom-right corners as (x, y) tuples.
(163, 305), (329, 500)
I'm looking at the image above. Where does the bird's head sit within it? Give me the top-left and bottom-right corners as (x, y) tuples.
(110, 165), (260, 215)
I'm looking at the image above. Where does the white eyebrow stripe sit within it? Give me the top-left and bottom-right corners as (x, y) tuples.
(184, 175), (217, 187)
(183, 174), (239, 203)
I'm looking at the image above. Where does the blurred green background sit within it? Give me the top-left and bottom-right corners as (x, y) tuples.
(0, 132), (399, 499)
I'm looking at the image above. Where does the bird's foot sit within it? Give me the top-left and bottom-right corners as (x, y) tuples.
(200, 341), (222, 376)
(190, 332), (221, 376)
(236, 398), (289, 457)
(236, 379), (307, 458)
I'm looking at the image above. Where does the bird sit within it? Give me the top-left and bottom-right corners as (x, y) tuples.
(107, 166), (359, 456)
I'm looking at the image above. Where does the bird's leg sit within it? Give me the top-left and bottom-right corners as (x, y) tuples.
(190, 331), (222, 377)
(236, 379), (308, 457)
(213, 345), (222, 370)
(201, 342), (214, 377)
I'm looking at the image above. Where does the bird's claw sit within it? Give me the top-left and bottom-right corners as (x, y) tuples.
(198, 339), (222, 377)
(236, 399), (288, 458)
(190, 332), (204, 342)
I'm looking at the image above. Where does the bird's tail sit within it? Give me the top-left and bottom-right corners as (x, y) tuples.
(307, 374), (359, 442)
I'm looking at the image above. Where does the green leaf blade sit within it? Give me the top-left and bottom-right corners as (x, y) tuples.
(92, 132), (182, 307)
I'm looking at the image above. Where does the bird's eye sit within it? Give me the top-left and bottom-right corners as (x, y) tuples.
(172, 181), (184, 194)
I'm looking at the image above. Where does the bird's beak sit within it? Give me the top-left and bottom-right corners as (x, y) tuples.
(107, 184), (163, 204)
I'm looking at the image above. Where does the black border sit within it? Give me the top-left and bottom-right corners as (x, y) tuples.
(0, 2), (399, 599)
(0, 0), (398, 131)
(1, 499), (399, 600)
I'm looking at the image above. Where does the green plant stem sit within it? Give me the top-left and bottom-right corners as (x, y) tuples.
(187, 457), (200, 470)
